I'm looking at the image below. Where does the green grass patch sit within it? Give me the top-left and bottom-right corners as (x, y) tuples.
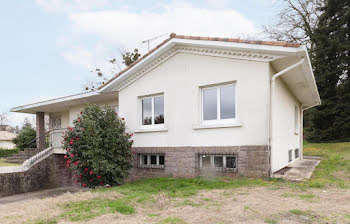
(264, 219), (278, 224)
(61, 199), (135, 221)
(0, 158), (20, 167)
(289, 209), (313, 216)
(303, 142), (350, 188)
(298, 194), (315, 200)
(158, 217), (187, 224)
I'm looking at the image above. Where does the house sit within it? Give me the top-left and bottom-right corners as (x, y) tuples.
(0, 131), (17, 149)
(11, 33), (320, 179)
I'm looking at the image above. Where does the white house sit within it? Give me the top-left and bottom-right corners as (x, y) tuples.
(0, 131), (17, 149)
(11, 33), (320, 178)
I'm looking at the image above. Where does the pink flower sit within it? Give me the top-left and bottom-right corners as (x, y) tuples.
(83, 183), (86, 187)
(85, 168), (88, 171)
(70, 154), (74, 157)
(90, 179), (92, 182)
(90, 171), (93, 175)
(66, 149), (70, 152)
(100, 182), (103, 185)
(74, 180), (77, 183)
(78, 119), (81, 122)
(97, 176), (101, 179)
(64, 155), (67, 159)
(76, 138), (79, 140)
(74, 161), (79, 166)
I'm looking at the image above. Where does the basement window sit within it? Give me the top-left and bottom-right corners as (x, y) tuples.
(199, 154), (237, 171)
(295, 148), (300, 159)
(288, 150), (293, 162)
(138, 153), (165, 169)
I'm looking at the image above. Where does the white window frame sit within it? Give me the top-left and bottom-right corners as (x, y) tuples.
(139, 94), (164, 129)
(139, 154), (165, 169)
(199, 154), (237, 171)
(294, 106), (299, 134)
(201, 83), (237, 125)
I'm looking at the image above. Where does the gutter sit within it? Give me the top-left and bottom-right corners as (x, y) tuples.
(268, 58), (305, 176)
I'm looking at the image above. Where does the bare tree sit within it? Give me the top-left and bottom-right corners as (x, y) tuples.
(262, 0), (325, 51)
(0, 112), (8, 130)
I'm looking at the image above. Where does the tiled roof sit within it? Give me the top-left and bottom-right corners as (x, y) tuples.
(99, 33), (301, 90)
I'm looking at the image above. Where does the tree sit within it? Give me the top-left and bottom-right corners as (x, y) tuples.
(0, 112), (8, 130)
(305, 0), (350, 142)
(85, 49), (141, 91)
(12, 120), (36, 150)
(62, 104), (133, 188)
(122, 49), (141, 66)
(262, 0), (325, 52)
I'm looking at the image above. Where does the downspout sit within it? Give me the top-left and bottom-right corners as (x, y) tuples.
(268, 58), (305, 176)
(299, 102), (321, 160)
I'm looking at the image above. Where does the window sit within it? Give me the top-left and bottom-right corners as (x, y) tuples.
(141, 95), (164, 127)
(295, 148), (299, 159)
(199, 154), (237, 171)
(138, 153), (165, 169)
(288, 150), (293, 162)
(294, 106), (299, 133)
(202, 83), (235, 124)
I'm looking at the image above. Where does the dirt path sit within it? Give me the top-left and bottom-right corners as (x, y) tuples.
(1, 186), (350, 224)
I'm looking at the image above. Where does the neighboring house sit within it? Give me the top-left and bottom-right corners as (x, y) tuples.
(0, 131), (17, 149)
(11, 33), (320, 178)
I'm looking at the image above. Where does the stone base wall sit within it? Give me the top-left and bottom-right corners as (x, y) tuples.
(129, 145), (270, 181)
(0, 154), (74, 197)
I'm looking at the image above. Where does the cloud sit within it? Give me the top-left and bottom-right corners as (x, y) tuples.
(68, 4), (258, 51)
(62, 46), (94, 69)
(35, 0), (109, 13)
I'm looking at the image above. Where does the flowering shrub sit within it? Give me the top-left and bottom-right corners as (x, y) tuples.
(62, 104), (133, 188)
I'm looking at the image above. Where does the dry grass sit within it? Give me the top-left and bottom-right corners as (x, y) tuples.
(1, 187), (350, 224)
(0, 158), (20, 167)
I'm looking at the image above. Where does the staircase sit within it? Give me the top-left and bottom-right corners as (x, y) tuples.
(5, 148), (42, 164)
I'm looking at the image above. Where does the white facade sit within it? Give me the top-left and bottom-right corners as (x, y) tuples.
(0, 140), (16, 149)
(119, 53), (270, 147)
(11, 37), (321, 175)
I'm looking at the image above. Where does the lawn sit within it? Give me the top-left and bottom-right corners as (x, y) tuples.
(0, 158), (20, 167)
(1, 142), (350, 224)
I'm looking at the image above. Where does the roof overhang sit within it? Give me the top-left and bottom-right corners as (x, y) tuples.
(12, 37), (320, 114)
(11, 91), (118, 114)
(98, 38), (320, 108)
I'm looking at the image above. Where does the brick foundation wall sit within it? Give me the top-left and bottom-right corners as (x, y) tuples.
(129, 145), (270, 181)
(0, 154), (74, 197)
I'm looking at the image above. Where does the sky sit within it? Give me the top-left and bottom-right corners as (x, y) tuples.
(0, 0), (279, 127)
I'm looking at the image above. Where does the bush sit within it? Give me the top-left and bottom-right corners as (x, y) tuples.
(0, 148), (18, 158)
(12, 125), (36, 150)
(62, 104), (133, 188)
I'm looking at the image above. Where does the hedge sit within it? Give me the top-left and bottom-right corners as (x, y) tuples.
(0, 148), (19, 158)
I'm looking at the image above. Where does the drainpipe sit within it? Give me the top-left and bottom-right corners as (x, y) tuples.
(299, 102), (321, 160)
(268, 58), (305, 176)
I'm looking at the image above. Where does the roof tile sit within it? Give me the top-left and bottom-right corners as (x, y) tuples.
(99, 33), (301, 90)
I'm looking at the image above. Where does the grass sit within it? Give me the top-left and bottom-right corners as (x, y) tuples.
(289, 209), (313, 217)
(0, 158), (20, 167)
(264, 219), (278, 224)
(18, 142), (350, 223)
(158, 217), (187, 224)
(61, 199), (135, 222)
(303, 141), (350, 188)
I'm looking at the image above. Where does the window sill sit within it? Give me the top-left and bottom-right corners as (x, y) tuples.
(193, 122), (242, 130)
(135, 127), (168, 133)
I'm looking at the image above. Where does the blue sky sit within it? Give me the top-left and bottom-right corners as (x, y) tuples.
(0, 0), (278, 126)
